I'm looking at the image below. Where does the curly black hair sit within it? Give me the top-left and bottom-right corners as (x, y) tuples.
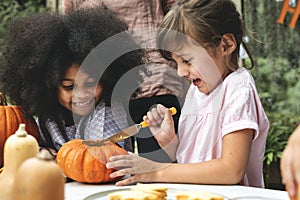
(0, 6), (143, 120)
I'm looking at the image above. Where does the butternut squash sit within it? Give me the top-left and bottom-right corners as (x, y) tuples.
(12, 149), (65, 200)
(0, 92), (40, 168)
(0, 123), (39, 200)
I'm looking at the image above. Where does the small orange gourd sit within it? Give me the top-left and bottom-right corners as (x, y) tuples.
(12, 149), (65, 200)
(56, 139), (128, 183)
(0, 123), (39, 200)
(0, 93), (40, 167)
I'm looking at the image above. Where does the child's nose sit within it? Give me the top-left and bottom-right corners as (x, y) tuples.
(72, 87), (91, 99)
(177, 64), (188, 77)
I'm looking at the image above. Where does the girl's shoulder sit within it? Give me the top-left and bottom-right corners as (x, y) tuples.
(216, 67), (258, 101)
(223, 67), (255, 87)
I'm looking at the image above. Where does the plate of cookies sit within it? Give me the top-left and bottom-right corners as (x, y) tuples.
(84, 183), (228, 200)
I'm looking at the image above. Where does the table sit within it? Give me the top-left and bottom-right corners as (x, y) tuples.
(65, 182), (290, 200)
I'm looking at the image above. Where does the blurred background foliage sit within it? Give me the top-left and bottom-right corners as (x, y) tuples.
(244, 0), (300, 189)
(0, 0), (47, 54)
(0, 0), (299, 190)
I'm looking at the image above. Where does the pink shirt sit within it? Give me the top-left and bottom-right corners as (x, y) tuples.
(177, 67), (269, 188)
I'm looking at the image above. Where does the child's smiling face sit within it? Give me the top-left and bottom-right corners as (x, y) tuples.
(58, 64), (102, 116)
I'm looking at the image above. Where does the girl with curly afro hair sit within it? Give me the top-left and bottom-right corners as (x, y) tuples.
(0, 6), (144, 152)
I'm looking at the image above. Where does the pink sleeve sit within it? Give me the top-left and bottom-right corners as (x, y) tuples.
(63, 0), (100, 13)
(62, 0), (74, 14)
(221, 81), (260, 138)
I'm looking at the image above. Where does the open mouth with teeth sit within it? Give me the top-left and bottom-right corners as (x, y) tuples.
(72, 100), (93, 108)
(192, 78), (201, 87)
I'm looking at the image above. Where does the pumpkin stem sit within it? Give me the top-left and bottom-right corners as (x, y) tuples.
(82, 140), (107, 147)
(0, 93), (7, 106)
(15, 124), (28, 137)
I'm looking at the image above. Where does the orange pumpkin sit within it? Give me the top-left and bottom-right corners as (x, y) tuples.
(0, 93), (40, 168)
(56, 139), (128, 183)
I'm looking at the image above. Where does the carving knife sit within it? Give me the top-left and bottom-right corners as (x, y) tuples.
(105, 107), (177, 144)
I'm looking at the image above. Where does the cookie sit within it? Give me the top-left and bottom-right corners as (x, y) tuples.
(107, 190), (158, 200)
(176, 190), (224, 200)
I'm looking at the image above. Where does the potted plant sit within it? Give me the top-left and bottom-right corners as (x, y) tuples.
(263, 113), (297, 190)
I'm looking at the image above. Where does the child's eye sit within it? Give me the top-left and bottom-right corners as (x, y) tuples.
(61, 80), (74, 90)
(182, 59), (191, 64)
(62, 85), (74, 90)
(85, 81), (98, 87)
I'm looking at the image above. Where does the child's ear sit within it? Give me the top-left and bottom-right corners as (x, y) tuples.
(220, 33), (237, 55)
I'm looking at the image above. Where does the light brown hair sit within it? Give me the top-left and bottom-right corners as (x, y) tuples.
(157, 0), (253, 71)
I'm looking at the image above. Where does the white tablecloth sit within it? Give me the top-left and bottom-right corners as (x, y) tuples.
(65, 182), (289, 200)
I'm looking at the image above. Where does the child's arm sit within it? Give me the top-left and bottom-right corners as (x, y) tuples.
(152, 129), (254, 184)
(281, 125), (300, 199)
(107, 129), (253, 186)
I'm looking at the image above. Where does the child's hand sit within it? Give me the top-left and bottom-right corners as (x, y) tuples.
(106, 152), (170, 186)
(281, 125), (300, 200)
(143, 104), (176, 148)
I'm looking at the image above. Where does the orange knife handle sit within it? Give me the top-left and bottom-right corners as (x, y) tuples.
(139, 107), (177, 128)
